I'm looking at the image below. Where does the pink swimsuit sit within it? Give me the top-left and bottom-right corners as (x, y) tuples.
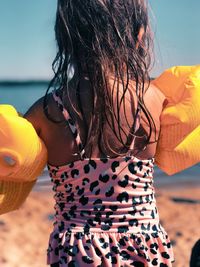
(47, 91), (174, 266)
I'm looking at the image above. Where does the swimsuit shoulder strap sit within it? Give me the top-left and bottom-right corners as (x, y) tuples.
(127, 106), (142, 155)
(52, 90), (86, 159)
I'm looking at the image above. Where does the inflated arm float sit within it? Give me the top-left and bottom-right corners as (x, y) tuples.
(0, 105), (47, 215)
(153, 65), (200, 175)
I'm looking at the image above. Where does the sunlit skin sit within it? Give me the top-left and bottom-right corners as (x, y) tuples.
(25, 78), (166, 167)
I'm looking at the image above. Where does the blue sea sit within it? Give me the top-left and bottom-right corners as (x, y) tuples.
(0, 84), (200, 191)
(0, 83), (47, 114)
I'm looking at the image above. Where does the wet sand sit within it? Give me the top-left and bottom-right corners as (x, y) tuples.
(0, 184), (200, 267)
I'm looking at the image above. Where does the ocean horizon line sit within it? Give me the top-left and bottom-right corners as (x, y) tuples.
(0, 77), (155, 87)
(0, 80), (50, 86)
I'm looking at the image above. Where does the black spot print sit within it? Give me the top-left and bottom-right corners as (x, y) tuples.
(150, 243), (159, 250)
(152, 258), (158, 266)
(111, 246), (120, 254)
(144, 182), (149, 191)
(99, 174), (110, 183)
(94, 246), (102, 256)
(105, 252), (112, 259)
(128, 209), (137, 216)
(82, 178), (90, 185)
(135, 178), (140, 183)
(109, 205), (118, 211)
(151, 210), (155, 219)
(53, 233), (59, 240)
(119, 215), (126, 222)
(121, 250), (131, 260)
(90, 180), (99, 192)
(111, 256), (117, 264)
(166, 242), (172, 249)
(61, 172), (68, 179)
(125, 156), (131, 162)
(68, 260), (76, 267)
(118, 175), (129, 188)
(101, 241), (109, 249)
(161, 252), (170, 259)
(69, 205), (77, 213)
(71, 169), (79, 178)
(99, 237), (105, 243)
(95, 215), (102, 223)
(82, 256), (94, 264)
(152, 224), (159, 232)
(129, 219), (139, 227)
(127, 246), (135, 252)
(83, 224), (90, 234)
(145, 234), (151, 242)
(111, 161), (120, 172)
(105, 186), (114, 197)
(65, 183), (73, 193)
(93, 199), (102, 205)
(95, 189), (101, 195)
(84, 164), (90, 174)
(79, 195), (89, 206)
(132, 183), (137, 189)
(67, 193), (75, 202)
(87, 219), (96, 227)
(106, 211), (113, 218)
(137, 161), (143, 171)
(118, 226), (129, 233)
(109, 237), (113, 243)
(84, 161), (97, 174)
(84, 245), (90, 251)
(63, 212), (71, 220)
(118, 237), (127, 246)
(131, 261), (145, 267)
(150, 248), (157, 255)
(89, 160), (97, 169)
(68, 162), (74, 168)
(78, 188), (85, 196)
(112, 174), (117, 180)
(141, 223), (150, 231)
(117, 192), (129, 203)
(143, 172), (147, 178)
(86, 238), (92, 244)
(54, 179), (60, 187)
(128, 163), (137, 174)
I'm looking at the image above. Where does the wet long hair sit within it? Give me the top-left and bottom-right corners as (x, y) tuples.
(44, 0), (157, 157)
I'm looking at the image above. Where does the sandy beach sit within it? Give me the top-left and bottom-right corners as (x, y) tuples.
(0, 181), (200, 267)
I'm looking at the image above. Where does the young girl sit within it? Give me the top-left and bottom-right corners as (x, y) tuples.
(25, 0), (174, 266)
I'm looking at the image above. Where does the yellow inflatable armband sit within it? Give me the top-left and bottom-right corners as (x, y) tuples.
(153, 65), (200, 175)
(0, 105), (47, 215)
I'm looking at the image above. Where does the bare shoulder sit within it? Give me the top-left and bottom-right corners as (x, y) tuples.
(24, 92), (65, 135)
(145, 82), (166, 107)
(24, 96), (45, 135)
(142, 82), (167, 125)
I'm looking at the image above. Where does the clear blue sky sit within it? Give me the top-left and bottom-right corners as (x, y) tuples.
(0, 0), (199, 79)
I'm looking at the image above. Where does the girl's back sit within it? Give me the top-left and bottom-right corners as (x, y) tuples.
(26, 79), (165, 166)
(25, 0), (174, 266)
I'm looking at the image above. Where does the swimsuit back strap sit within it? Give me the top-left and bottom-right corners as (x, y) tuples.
(52, 91), (86, 159)
(127, 106), (142, 155)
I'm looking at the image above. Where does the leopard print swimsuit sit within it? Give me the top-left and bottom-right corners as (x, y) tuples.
(47, 91), (174, 267)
